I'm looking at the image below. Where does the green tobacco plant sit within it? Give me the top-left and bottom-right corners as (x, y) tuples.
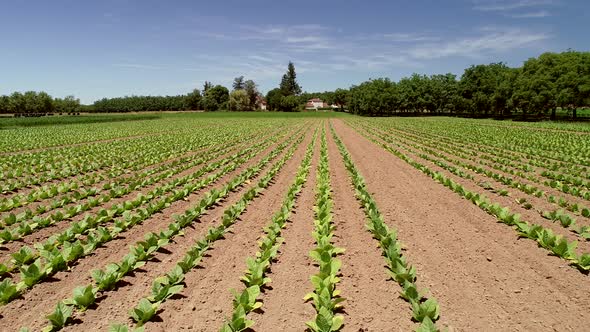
(0, 279), (19, 304)
(20, 259), (46, 288)
(219, 304), (253, 332)
(331, 123), (442, 330)
(231, 285), (262, 312)
(129, 298), (159, 326)
(64, 285), (97, 311)
(43, 302), (73, 332)
(148, 278), (183, 303)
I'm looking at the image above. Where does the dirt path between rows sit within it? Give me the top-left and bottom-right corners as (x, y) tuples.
(248, 132), (320, 331)
(332, 119), (590, 331)
(325, 123), (415, 331)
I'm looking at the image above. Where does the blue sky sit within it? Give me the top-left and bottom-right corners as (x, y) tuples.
(1, 0), (588, 104)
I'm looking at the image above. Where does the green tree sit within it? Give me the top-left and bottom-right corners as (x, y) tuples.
(280, 61), (302, 96)
(232, 76), (245, 90)
(244, 80), (258, 110)
(0, 95), (9, 114)
(229, 90), (250, 111)
(202, 85), (229, 111)
(280, 95), (300, 112)
(203, 81), (213, 94)
(185, 89), (202, 110)
(332, 88), (348, 112)
(266, 88), (283, 111)
(8, 92), (25, 114)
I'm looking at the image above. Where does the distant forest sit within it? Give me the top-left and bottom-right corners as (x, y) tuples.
(1, 50), (588, 120)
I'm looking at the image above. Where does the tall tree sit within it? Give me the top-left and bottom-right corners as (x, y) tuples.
(232, 76), (245, 90)
(203, 81), (213, 94)
(279, 61), (302, 96)
(244, 80), (258, 110)
(332, 88), (348, 112)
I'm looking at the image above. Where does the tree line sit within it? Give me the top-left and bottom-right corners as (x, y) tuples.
(3, 50), (588, 118)
(0, 92), (81, 116)
(345, 50), (590, 119)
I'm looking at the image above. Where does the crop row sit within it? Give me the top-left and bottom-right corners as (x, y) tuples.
(0, 126), (272, 214)
(330, 124), (441, 332)
(219, 129), (316, 332)
(303, 128), (345, 332)
(0, 127), (290, 251)
(0, 126), (287, 239)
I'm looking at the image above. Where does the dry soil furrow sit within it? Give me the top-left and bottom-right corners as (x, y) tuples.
(247, 135), (321, 332)
(325, 123), (415, 332)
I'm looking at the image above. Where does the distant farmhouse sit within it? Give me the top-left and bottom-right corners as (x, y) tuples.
(256, 95), (267, 110)
(305, 98), (330, 110)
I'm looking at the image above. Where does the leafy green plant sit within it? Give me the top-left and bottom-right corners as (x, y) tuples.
(306, 306), (344, 332)
(92, 264), (120, 291)
(0, 279), (20, 304)
(64, 285), (97, 311)
(11, 246), (36, 266)
(148, 278), (183, 303)
(220, 305), (253, 332)
(20, 259), (46, 288)
(43, 302), (73, 332)
(412, 298), (440, 322)
(129, 298), (159, 326)
(231, 285), (262, 313)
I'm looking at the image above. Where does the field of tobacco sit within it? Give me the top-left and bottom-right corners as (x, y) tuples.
(0, 113), (588, 331)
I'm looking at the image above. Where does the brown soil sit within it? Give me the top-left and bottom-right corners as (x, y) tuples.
(331, 119), (590, 331)
(325, 123), (415, 331)
(247, 130), (321, 332)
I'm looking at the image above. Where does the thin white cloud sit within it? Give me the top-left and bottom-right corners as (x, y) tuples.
(406, 27), (549, 59)
(473, 0), (555, 11)
(509, 10), (551, 18)
(380, 33), (440, 42)
(112, 63), (162, 70)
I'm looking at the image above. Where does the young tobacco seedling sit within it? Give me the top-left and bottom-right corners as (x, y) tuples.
(219, 304), (254, 332)
(231, 285), (262, 312)
(129, 298), (159, 326)
(306, 306), (344, 332)
(43, 301), (73, 332)
(64, 284), (97, 311)
(0, 279), (19, 304)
